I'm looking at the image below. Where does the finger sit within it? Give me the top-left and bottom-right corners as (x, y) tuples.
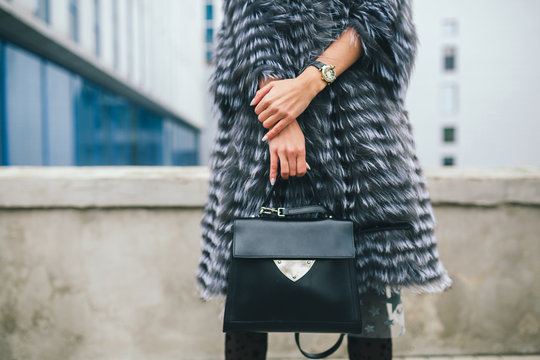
(296, 152), (307, 177)
(263, 118), (291, 141)
(269, 148), (278, 185)
(257, 104), (278, 124)
(288, 151), (297, 177)
(277, 148), (289, 180)
(251, 82), (274, 107)
(260, 111), (283, 128)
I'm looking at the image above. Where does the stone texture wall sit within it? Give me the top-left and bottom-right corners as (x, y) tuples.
(0, 166), (539, 360)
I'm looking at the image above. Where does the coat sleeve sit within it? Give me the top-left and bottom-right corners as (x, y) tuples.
(346, 0), (419, 96)
(210, 0), (290, 113)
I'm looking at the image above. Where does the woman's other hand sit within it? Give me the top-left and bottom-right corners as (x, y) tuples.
(268, 118), (309, 184)
(251, 67), (325, 141)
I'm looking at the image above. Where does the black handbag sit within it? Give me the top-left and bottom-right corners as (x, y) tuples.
(223, 170), (363, 359)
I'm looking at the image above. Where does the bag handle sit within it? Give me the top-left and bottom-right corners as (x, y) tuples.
(295, 333), (345, 359)
(259, 169), (335, 218)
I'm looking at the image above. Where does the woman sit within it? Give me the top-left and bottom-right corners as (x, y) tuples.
(198, 0), (453, 359)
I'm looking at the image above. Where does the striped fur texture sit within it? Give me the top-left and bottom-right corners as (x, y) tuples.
(197, 0), (453, 300)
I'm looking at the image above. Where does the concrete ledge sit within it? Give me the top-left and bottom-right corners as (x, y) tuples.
(0, 166), (209, 208)
(425, 166), (540, 206)
(0, 166), (539, 208)
(0, 166), (539, 359)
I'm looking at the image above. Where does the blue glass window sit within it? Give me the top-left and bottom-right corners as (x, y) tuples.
(45, 61), (75, 165)
(0, 41), (199, 167)
(206, 4), (213, 20)
(4, 44), (43, 165)
(73, 79), (100, 165)
(168, 120), (199, 165)
(0, 41), (6, 165)
(135, 109), (163, 165)
(103, 95), (131, 165)
(206, 28), (214, 43)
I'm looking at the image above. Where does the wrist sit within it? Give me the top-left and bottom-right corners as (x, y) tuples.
(297, 65), (328, 97)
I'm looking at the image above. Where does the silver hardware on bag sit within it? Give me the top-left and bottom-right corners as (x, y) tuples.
(273, 259), (316, 282)
(259, 206), (285, 217)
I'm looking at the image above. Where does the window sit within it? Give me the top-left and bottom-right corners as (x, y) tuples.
(69, 0), (79, 43)
(1, 41), (199, 167)
(35, 0), (50, 24)
(46, 62), (75, 165)
(442, 156), (455, 166)
(442, 19), (458, 37)
(127, 0), (134, 79)
(112, 0), (119, 70)
(94, 0), (101, 57)
(138, 0), (146, 85)
(205, 1), (214, 64)
(206, 28), (214, 43)
(4, 44), (44, 165)
(0, 41), (6, 165)
(443, 46), (456, 71)
(135, 109), (163, 165)
(439, 83), (459, 116)
(443, 126), (456, 143)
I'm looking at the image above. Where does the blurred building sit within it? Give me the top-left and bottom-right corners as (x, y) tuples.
(0, 0), (206, 166)
(205, 0), (540, 168)
(5, 0), (537, 168)
(407, 0), (540, 167)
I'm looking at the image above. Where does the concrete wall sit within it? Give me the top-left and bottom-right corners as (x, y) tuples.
(0, 166), (539, 360)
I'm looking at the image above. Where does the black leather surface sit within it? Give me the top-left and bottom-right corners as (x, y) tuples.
(233, 218), (354, 258)
(223, 256), (362, 333)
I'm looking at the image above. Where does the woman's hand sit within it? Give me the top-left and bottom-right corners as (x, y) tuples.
(251, 73), (323, 141)
(267, 118), (309, 184)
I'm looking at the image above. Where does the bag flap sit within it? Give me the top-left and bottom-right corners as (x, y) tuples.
(233, 218), (355, 259)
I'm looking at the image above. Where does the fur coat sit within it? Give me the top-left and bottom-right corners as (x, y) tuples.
(197, 0), (453, 300)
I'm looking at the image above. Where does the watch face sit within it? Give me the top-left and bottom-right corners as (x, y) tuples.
(321, 65), (336, 82)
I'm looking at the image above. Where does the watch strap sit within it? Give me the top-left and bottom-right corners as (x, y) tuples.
(309, 60), (327, 71)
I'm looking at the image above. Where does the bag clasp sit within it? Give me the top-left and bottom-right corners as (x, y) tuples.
(259, 206), (286, 217)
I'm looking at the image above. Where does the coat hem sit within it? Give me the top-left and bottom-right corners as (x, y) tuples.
(196, 271), (453, 302)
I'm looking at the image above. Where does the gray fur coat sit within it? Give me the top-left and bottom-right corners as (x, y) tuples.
(197, 0), (453, 300)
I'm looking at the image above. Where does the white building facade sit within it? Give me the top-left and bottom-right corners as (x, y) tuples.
(407, 0), (540, 167)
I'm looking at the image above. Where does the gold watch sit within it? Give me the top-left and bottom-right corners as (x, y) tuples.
(309, 60), (336, 85)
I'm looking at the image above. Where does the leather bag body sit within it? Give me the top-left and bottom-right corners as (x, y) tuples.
(223, 171), (363, 334)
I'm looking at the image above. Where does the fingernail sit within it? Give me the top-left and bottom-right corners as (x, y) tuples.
(270, 178), (275, 185)
(306, 162), (311, 170)
(250, 98), (255, 106)
(261, 135), (268, 141)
